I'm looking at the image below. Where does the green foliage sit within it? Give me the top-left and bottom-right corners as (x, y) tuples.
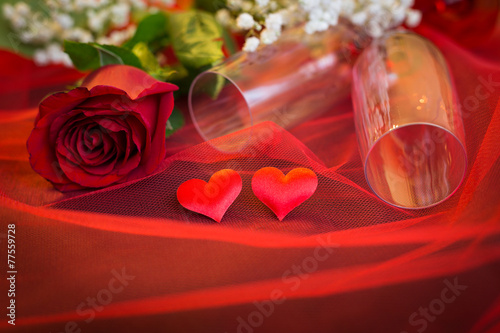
(63, 9), (227, 81)
(131, 42), (175, 81)
(123, 12), (169, 50)
(194, 0), (226, 13)
(63, 41), (100, 71)
(64, 41), (143, 71)
(165, 107), (185, 137)
(168, 11), (225, 69)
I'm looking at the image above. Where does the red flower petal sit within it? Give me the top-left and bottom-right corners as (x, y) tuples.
(82, 65), (178, 100)
(37, 88), (89, 123)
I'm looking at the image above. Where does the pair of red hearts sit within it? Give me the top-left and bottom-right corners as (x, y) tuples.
(177, 168), (318, 222)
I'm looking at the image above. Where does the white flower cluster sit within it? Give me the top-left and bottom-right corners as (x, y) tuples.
(216, 0), (422, 52)
(2, 0), (175, 67)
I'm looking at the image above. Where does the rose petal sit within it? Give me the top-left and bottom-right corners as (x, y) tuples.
(58, 154), (122, 188)
(77, 94), (135, 112)
(115, 150), (141, 176)
(94, 116), (131, 158)
(37, 87), (89, 124)
(49, 109), (86, 145)
(55, 116), (96, 165)
(126, 116), (148, 156)
(53, 182), (86, 192)
(142, 92), (175, 172)
(27, 126), (73, 185)
(82, 65), (178, 100)
(27, 92), (90, 186)
(78, 129), (107, 165)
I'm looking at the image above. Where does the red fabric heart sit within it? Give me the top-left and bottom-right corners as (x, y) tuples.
(177, 169), (242, 222)
(252, 167), (318, 221)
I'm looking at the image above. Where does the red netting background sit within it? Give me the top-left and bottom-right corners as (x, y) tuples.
(1, 17), (500, 333)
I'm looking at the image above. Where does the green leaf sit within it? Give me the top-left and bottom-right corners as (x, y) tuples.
(221, 26), (238, 56)
(165, 107), (185, 138)
(132, 42), (176, 81)
(123, 12), (169, 50)
(168, 11), (224, 69)
(132, 42), (160, 72)
(64, 41), (143, 71)
(194, 0), (226, 13)
(207, 73), (227, 100)
(91, 44), (143, 68)
(168, 64), (189, 81)
(63, 41), (101, 71)
(150, 68), (177, 82)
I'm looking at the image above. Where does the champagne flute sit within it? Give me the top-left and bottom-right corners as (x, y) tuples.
(352, 31), (467, 209)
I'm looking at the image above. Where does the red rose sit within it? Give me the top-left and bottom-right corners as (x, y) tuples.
(27, 65), (178, 192)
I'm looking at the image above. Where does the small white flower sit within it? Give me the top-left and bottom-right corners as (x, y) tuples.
(322, 11), (339, 26)
(98, 24), (136, 45)
(241, 1), (253, 12)
(111, 3), (130, 28)
(265, 13), (283, 32)
(130, 0), (147, 10)
(37, 43), (74, 67)
(2, 4), (15, 19)
(350, 11), (367, 26)
(97, 36), (111, 44)
(109, 30), (126, 45)
(47, 43), (64, 61)
(380, 0), (397, 7)
(401, 0), (415, 7)
(366, 3), (383, 16)
(256, 0), (269, 7)
(405, 9), (422, 28)
(61, 52), (73, 67)
(277, 7), (297, 26)
(11, 14), (27, 29)
(304, 20), (328, 34)
(55, 13), (74, 29)
(340, 1), (355, 15)
(64, 27), (94, 43)
(60, 0), (73, 11)
(20, 30), (34, 43)
(260, 28), (279, 44)
(87, 10), (108, 32)
(366, 20), (384, 38)
(74, 0), (87, 11)
(216, 9), (231, 26)
(29, 20), (55, 43)
(14, 2), (30, 17)
(227, 0), (243, 10)
(299, 0), (320, 12)
(391, 6), (407, 25)
(236, 13), (254, 30)
(243, 36), (260, 52)
(33, 49), (49, 66)
(308, 8), (323, 22)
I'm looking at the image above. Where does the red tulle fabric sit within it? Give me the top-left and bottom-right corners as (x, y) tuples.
(1, 20), (500, 333)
